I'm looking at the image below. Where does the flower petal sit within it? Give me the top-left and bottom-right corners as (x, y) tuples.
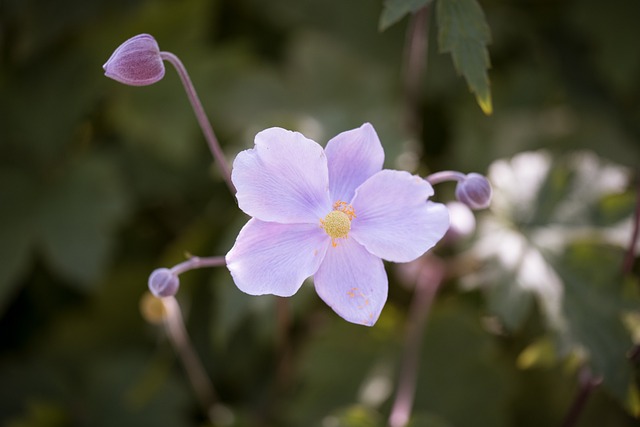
(325, 123), (384, 203)
(314, 238), (387, 326)
(226, 219), (330, 297)
(232, 127), (332, 224)
(350, 170), (450, 262)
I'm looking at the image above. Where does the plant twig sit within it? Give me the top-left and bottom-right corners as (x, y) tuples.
(162, 296), (218, 421)
(160, 51), (235, 194)
(402, 6), (431, 137)
(170, 255), (226, 276)
(560, 366), (602, 427)
(388, 258), (444, 427)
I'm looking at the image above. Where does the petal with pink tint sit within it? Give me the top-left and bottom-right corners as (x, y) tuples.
(325, 123), (384, 203)
(314, 238), (387, 326)
(226, 219), (330, 297)
(351, 170), (449, 262)
(232, 128), (332, 224)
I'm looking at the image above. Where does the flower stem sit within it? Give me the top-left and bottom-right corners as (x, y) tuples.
(160, 51), (235, 194)
(560, 366), (602, 427)
(162, 296), (218, 420)
(388, 258), (444, 427)
(425, 170), (467, 186)
(170, 255), (226, 276)
(402, 6), (430, 137)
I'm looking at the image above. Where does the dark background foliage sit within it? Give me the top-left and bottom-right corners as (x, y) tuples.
(1, 0), (639, 426)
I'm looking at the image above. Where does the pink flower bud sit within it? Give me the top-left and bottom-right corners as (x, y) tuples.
(148, 268), (180, 297)
(455, 173), (492, 210)
(103, 34), (165, 86)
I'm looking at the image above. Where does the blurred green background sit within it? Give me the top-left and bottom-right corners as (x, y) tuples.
(1, 0), (639, 426)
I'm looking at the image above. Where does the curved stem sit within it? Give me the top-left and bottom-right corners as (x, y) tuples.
(388, 258), (444, 427)
(425, 170), (466, 186)
(160, 51), (235, 194)
(162, 296), (218, 420)
(170, 255), (226, 276)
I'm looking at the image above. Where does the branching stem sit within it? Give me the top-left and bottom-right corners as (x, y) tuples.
(170, 255), (226, 276)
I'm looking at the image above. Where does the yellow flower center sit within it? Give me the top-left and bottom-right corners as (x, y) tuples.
(323, 210), (351, 239)
(321, 201), (356, 247)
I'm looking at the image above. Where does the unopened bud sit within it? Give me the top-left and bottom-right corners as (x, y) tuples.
(103, 34), (165, 86)
(455, 173), (492, 210)
(148, 268), (180, 297)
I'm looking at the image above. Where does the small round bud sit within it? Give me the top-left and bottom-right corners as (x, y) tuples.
(103, 34), (165, 86)
(455, 173), (492, 210)
(148, 268), (180, 297)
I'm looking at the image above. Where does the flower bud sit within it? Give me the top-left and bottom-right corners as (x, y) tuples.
(455, 173), (492, 210)
(103, 34), (165, 86)
(148, 268), (180, 297)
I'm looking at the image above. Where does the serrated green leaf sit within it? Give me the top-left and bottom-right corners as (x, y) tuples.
(436, 0), (492, 114)
(379, 0), (432, 31)
(551, 242), (634, 403)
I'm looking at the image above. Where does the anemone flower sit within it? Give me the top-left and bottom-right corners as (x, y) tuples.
(226, 123), (449, 326)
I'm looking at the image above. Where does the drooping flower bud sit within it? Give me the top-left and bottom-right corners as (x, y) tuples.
(148, 268), (180, 297)
(455, 173), (492, 210)
(103, 34), (165, 86)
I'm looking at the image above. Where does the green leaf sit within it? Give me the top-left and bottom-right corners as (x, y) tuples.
(436, 0), (492, 114)
(37, 155), (129, 287)
(414, 301), (513, 427)
(551, 242), (634, 403)
(469, 151), (636, 405)
(379, 0), (432, 31)
(0, 169), (38, 311)
(326, 405), (384, 427)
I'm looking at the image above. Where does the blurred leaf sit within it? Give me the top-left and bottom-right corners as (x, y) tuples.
(436, 0), (492, 114)
(413, 300), (513, 427)
(0, 169), (38, 311)
(568, 0), (640, 96)
(379, 0), (432, 31)
(468, 151), (637, 406)
(0, 153), (130, 312)
(407, 413), (454, 427)
(551, 242), (633, 403)
(516, 336), (557, 369)
(38, 155), (130, 287)
(326, 405), (383, 427)
(6, 400), (69, 427)
(286, 309), (402, 426)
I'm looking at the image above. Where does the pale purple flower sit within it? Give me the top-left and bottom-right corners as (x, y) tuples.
(225, 123), (449, 326)
(103, 34), (165, 86)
